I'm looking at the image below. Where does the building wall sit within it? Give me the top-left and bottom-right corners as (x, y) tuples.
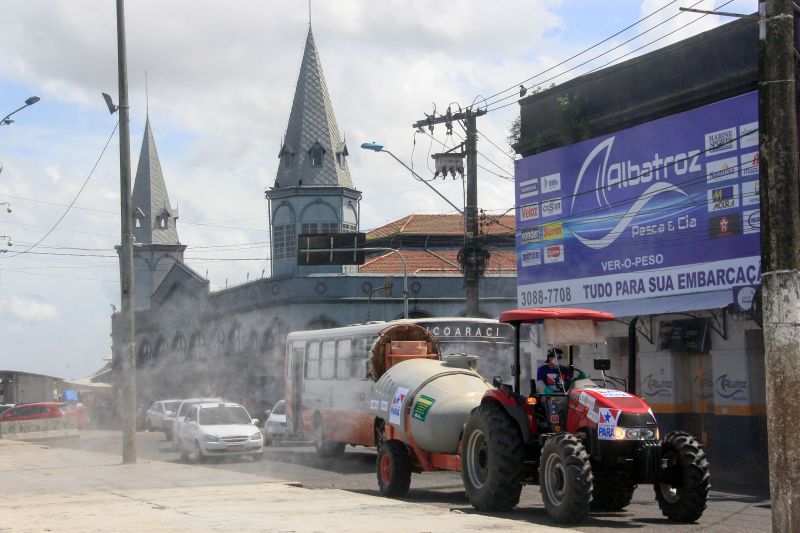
(117, 272), (517, 411)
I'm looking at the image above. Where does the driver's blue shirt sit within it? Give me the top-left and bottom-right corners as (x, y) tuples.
(537, 364), (573, 393)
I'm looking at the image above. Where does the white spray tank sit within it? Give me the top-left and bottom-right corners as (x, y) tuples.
(371, 354), (491, 454)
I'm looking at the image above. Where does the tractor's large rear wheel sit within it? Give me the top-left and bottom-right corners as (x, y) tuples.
(539, 433), (593, 524)
(377, 439), (412, 497)
(591, 471), (636, 511)
(461, 403), (524, 512)
(655, 431), (710, 522)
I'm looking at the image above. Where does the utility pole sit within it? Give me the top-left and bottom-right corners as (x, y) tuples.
(412, 107), (487, 317)
(115, 0), (137, 463)
(759, 0), (800, 529)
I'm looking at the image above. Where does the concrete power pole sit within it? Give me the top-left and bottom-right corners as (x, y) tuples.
(463, 110), (480, 317)
(412, 107), (487, 317)
(759, 0), (800, 529)
(115, 0), (137, 464)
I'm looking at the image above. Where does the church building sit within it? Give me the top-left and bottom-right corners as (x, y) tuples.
(110, 28), (517, 408)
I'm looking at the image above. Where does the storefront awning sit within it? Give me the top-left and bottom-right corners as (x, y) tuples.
(569, 290), (733, 318)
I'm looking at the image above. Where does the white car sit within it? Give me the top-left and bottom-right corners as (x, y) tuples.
(177, 401), (263, 462)
(263, 400), (288, 445)
(145, 399), (181, 432)
(169, 397), (224, 446)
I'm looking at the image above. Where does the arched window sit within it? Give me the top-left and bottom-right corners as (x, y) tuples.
(301, 202), (338, 235)
(229, 324), (242, 354)
(306, 316), (340, 330)
(342, 202), (357, 233)
(172, 334), (187, 361)
(189, 332), (206, 360)
(272, 204), (296, 260)
(153, 337), (166, 366)
(215, 330), (225, 357)
(137, 340), (152, 368)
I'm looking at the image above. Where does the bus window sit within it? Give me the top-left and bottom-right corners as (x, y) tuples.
(321, 340), (336, 379)
(336, 339), (352, 379)
(306, 341), (320, 379)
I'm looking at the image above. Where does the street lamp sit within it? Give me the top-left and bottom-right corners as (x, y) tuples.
(1, 96), (41, 127)
(360, 142), (464, 214)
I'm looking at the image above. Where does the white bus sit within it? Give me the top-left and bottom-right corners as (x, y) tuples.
(283, 317), (517, 455)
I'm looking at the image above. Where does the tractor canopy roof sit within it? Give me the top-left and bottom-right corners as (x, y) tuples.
(499, 308), (614, 324)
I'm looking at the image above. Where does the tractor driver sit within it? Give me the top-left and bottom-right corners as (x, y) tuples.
(536, 347), (573, 393)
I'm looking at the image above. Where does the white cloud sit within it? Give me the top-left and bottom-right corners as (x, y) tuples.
(5, 295), (60, 322)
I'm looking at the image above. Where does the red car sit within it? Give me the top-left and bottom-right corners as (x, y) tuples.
(0, 402), (88, 429)
(0, 402), (67, 424)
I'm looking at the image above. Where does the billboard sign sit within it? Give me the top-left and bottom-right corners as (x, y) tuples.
(514, 92), (761, 310)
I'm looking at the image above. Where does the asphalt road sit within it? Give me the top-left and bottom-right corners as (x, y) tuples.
(49, 430), (771, 532)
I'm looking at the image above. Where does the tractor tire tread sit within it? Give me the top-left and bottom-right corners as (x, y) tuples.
(462, 403), (524, 512)
(655, 431), (710, 523)
(539, 433), (593, 524)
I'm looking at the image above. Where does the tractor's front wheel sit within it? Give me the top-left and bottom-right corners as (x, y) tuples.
(461, 403), (524, 512)
(539, 433), (593, 524)
(591, 471), (636, 511)
(377, 439), (412, 497)
(655, 431), (710, 522)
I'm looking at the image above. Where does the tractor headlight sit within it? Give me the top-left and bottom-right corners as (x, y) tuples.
(612, 427), (658, 440)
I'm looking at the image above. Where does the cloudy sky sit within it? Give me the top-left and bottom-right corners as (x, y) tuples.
(0, 0), (754, 378)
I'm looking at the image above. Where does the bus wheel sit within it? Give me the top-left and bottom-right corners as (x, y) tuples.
(313, 413), (344, 457)
(377, 439), (411, 497)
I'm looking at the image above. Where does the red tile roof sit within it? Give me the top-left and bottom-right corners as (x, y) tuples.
(367, 214), (515, 239)
(359, 249), (516, 275)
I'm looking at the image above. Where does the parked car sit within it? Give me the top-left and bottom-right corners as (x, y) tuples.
(0, 402), (70, 426)
(177, 401), (263, 462)
(169, 397), (225, 447)
(263, 400), (288, 445)
(145, 399), (181, 432)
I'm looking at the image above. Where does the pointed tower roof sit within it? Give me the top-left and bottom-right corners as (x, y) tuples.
(275, 27), (353, 189)
(131, 117), (180, 245)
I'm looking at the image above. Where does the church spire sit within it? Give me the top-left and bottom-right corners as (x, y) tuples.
(274, 27), (352, 189)
(131, 117), (180, 245)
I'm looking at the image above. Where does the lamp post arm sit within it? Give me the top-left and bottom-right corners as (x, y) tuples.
(1, 104), (27, 125)
(379, 149), (464, 215)
(0, 101), (36, 126)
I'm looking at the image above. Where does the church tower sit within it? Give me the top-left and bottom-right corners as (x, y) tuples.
(130, 117), (186, 310)
(266, 27), (362, 277)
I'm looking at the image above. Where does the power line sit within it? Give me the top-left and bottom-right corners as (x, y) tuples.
(478, 0), (693, 111)
(0, 193), (269, 232)
(486, 0), (736, 114)
(4, 122), (119, 259)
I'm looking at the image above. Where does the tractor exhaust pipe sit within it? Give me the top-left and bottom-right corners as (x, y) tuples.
(628, 317), (638, 395)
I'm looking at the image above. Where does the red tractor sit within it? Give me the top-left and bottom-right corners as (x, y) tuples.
(373, 308), (710, 525)
(460, 308), (710, 523)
